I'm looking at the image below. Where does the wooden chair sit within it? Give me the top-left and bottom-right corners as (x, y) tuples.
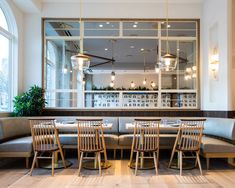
(130, 119), (161, 176)
(77, 119), (104, 176)
(29, 119), (66, 176)
(168, 119), (206, 176)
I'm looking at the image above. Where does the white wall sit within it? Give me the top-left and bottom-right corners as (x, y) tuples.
(200, 0), (230, 110)
(23, 13), (42, 90)
(42, 2), (201, 18)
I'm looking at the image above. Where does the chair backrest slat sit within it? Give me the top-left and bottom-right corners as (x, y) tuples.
(77, 119), (104, 152)
(178, 119), (205, 151)
(29, 119), (57, 151)
(133, 119), (161, 151)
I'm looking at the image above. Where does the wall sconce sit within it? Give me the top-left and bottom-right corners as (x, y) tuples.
(210, 49), (219, 80)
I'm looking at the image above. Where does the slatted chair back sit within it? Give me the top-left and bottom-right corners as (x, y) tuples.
(177, 119), (206, 151)
(133, 119), (161, 152)
(77, 119), (104, 152)
(29, 119), (58, 151)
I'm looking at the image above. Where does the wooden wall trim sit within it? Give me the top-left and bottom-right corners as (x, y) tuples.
(42, 109), (235, 118)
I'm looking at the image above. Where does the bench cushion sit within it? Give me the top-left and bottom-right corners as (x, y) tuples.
(118, 134), (176, 148)
(201, 136), (235, 153)
(59, 134), (119, 147)
(204, 118), (235, 141)
(0, 118), (30, 142)
(0, 136), (32, 153)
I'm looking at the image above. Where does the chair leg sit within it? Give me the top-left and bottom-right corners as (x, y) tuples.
(168, 149), (175, 168)
(59, 148), (66, 169)
(153, 152), (158, 175)
(98, 152), (102, 176)
(135, 151), (139, 176)
(29, 151), (38, 176)
(78, 152), (84, 176)
(196, 152), (203, 175)
(179, 151), (183, 176)
(157, 149), (159, 168)
(52, 152), (55, 176)
(206, 158), (210, 170)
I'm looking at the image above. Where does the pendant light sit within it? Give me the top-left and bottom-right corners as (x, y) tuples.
(131, 81), (135, 88)
(161, 0), (177, 71)
(71, 0), (91, 70)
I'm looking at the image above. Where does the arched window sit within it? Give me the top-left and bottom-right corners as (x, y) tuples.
(0, 3), (17, 112)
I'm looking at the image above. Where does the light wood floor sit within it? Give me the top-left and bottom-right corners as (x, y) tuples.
(1, 154), (235, 188)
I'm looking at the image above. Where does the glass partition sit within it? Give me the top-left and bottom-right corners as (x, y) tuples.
(43, 19), (199, 109)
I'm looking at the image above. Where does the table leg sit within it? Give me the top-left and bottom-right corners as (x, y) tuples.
(140, 152), (144, 168)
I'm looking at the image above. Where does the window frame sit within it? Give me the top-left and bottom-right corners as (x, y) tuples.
(42, 18), (200, 110)
(0, 1), (18, 113)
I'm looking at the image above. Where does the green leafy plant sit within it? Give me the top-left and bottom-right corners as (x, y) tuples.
(13, 85), (46, 116)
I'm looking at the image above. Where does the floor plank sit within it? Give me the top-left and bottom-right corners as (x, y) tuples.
(0, 156), (235, 188)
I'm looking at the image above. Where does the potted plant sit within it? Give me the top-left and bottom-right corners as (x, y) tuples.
(13, 85), (46, 116)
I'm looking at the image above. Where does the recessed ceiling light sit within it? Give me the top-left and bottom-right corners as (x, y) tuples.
(133, 24), (137, 28)
(177, 48), (180, 51)
(134, 22), (138, 24)
(167, 24), (171, 28)
(130, 46), (135, 49)
(106, 22), (110, 24)
(105, 48), (108, 51)
(140, 48), (144, 51)
(161, 21), (165, 24)
(99, 24), (103, 28)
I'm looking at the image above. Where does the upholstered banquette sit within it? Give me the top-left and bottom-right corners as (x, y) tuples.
(0, 116), (235, 169)
(0, 117), (32, 168)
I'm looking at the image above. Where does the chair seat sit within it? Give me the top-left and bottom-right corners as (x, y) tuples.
(35, 144), (60, 152)
(133, 148), (158, 152)
(176, 146), (199, 152)
(79, 148), (104, 152)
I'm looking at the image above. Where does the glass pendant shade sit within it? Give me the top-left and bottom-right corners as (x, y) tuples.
(161, 53), (177, 71)
(71, 53), (91, 70)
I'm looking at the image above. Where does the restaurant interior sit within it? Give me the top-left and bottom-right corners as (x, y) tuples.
(0, 0), (235, 187)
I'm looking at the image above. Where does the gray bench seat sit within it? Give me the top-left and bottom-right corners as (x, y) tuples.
(118, 134), (176, 149)
(201, 136), (235, 153)
(59, 134), (119, 149)
(0, 136), (32, 153)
